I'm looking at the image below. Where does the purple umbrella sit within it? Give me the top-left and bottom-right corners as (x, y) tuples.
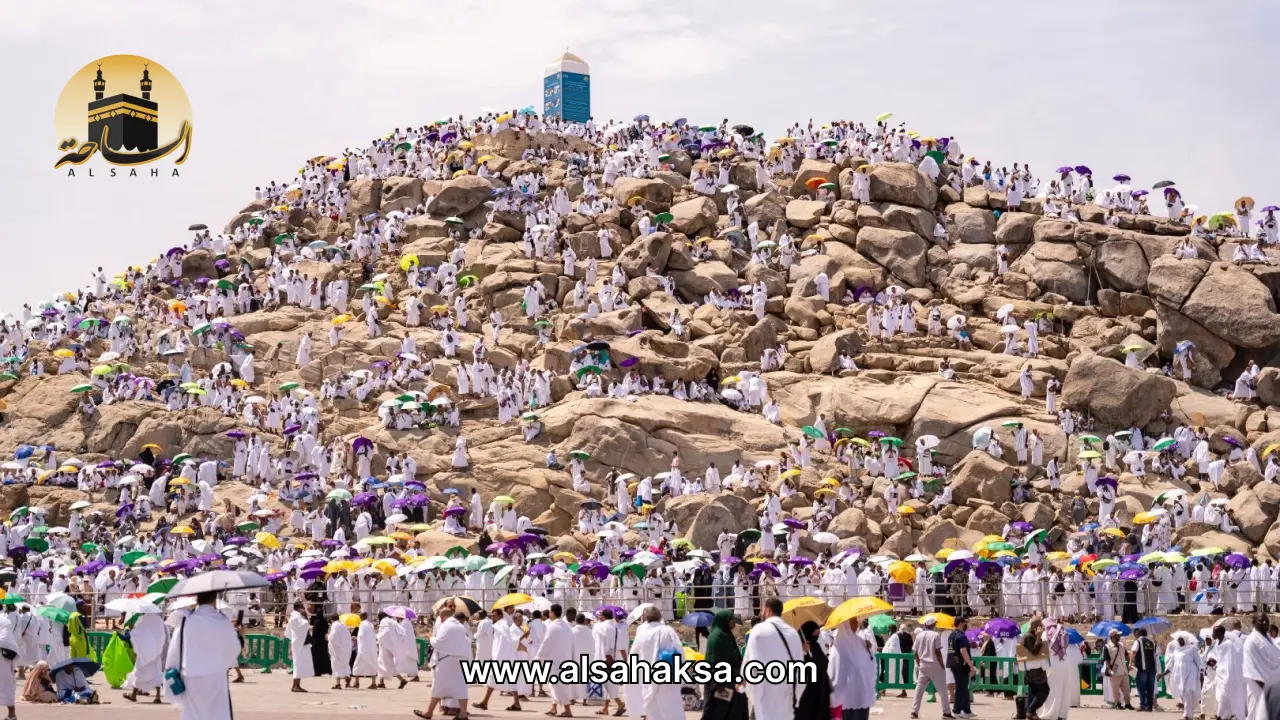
(1074, 165), (1092, 175)
(1113, 174), (1131, 182)
(115, 503), (135, 518)
(527, 564), (554, 577)
(390, 498), (409, 509)
(1223, 553), (1251, 569)
(96, 460), (115, 468)
(750, 565), (781, 578)
(303, 558), (328, 569)
(320, 539), (342, 549)
(352, 492), (377, 507)
(975, 561), (1003, 579)
(75, 560), (106, 575)
(486, 542), (509, 553)
(265, 572), (287, 582)
(198, 553), (222, 564)
(443, 506), (465, 517)
(620, 357), (639, 368)
(1131, 190), (1149, 198)
(295, 471), (317, 481)
(405, 481), (426, 491)
(1119, 569), (1146, 581)
(620, 548), (637, 559)
(1056, 166), (1074, 174)
(166, 247), (185, 257)
(596, 605), (625, 618)
(965, 628), (984, 644)
(1261, 205), (1280, 213)
(1223, 436), (1243, 449)
(1123, 554), (1143, 563)
(214, 258), (231, 271)
(407, 493), (429, 507)
(224, 537), (249, 546)
(440, 131), (457, 144)
(1010, 521), (1033, 533)
(782, 518), (804, 530)
(945, 559), (974, 575)
(352, 437), (373, 453)
(580, 564), (609, 580)
(788, 556), (814, 566)
(26, 567), (46, 578)
(282, 423), (301, 435)
(982, 618), (1021, 640)
(225, 430), (246, 439)
(867, 431), (886, 438)
(516, 533), (544, 547)
(300, 568), (326, 581)
(723, 556), (742, 566)
(1096, 477), (1118, 490)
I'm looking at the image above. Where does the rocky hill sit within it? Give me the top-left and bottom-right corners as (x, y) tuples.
(5, 118), (1280, 564)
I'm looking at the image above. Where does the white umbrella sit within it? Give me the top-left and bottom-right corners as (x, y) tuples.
(386, 513), (408, 525)
(1000, 324), (1021, 334)
(721, 388), (744, 402)
(615, 473), (636, 482)
(627, 602), (658, 624)
(947, 550), (975, 561)
(1123, 450), (1147, 465)
(166, 570), (268, 597)
(947, 315), (967, 331)
(754, 460), (775, 469)
(517, 596), (552, 613)
(972, 427), (993, 448)
(916, 435), (940, 450)
(996, 304), (1015, 320)
(106, 597), (161, 615)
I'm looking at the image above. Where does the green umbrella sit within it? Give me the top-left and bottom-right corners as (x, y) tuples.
(611, 562), (646, 579)
(273, 233), (296, 245)
(986, 542), (1015, 553)
(737, 529), (761, 543)
(0, 372), (17, 382)
(895, 471), (918, 481)
(458, 274), (478, 287)
(77, 318), (100, 330)
(464, 556), (488, 572)
(801, 426), (825, 440)
(1000, 421), (1023, 428)
(80, 543), (98, 553)
(9, 507), (28, 520)
(1078, 435), (1102, 445)
(247, 217), (264, 226)
(1152, 438), (1176, 452)
(215, 279), (235, 291)
(1023, 529), (1048, 545)
(868, 614), (898, 635)
(879, 437), (904, 447)
(928, 563), (946, 574)
(834, 427), (856, 438)
(655, 212), (674, 224)
(0, 594), (25, 606)
(70, 383), (94, 393)
(534, 320), (552, 328)
(237, 521), (261, 532)
(147, 578), (179, 594)
(35, 606), (69, 623)
(122, 551), (155, 566)
(575, 366), (603, 378)
(24, 538), (48, 552)
(444, 545), (470, 559)
(395, 141), (413, 152)
(925, 150), (946, 166)
(30, 526), (48, 537)
(569, 450), (590, 460)
(327, 489), (353, 502)
(279, 381), (300, 392)
(444, 216), (464, 225)
(172, 453), (193, 465)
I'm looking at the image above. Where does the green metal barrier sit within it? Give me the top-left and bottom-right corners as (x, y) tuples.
(241, 634), (285, 673)
(86, 631), (111, 661)
(418, 638), (432, 668)
(875, 652), (916, 692)
(970, 656), (1021, 694)
(1081, 654), (1170, 699)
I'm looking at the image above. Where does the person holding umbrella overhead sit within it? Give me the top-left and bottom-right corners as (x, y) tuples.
(164, 589), (242, 720)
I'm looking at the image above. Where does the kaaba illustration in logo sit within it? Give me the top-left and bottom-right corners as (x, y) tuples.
(88, 63), (159, 152)
(54, 55), (193, 170)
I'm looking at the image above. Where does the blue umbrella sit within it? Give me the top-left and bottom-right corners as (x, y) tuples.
(13, 445), (33, 460)
(1090, 621), (1131, 638)
(681, 611), (715, 628)
(1133, 617), (1171, 634)
(634, 114), (649, 122)
(1065, 628), (1085, 645)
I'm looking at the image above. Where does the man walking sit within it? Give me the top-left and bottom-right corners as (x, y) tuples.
(910, 616), (952, 719)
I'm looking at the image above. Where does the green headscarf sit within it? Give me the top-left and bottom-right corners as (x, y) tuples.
(704, 610), (741, 681)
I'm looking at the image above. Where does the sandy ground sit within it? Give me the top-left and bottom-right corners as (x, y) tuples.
(16, 671), (1182, 720)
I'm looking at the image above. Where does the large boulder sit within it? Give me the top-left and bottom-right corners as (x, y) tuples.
(1060, 354), (1177, 428)
(869, 163), (937, 209)
(612, 177), (674, 208)
(425, 175), (495, 217)
(793, 159), (839, 197)
(380, 176), (423, 213)
(667, 197), (718, 236)
(1011, 243), (1089, 303)
(1181, 264), (1280, 348)
(855, 227), (929, 287)
(948, 206), (996, 244)
(994, 212), (1038, 245)
(808, 329), (863, 374)
(347, 178), (382, 218)
(1146, 256), (1208, 308)
(785, 199), (826, 229)
(1095, 239), (1150, 293)
(1227, 483), (1280, 544)
(617, 232), (673, 277)
(744, 191), (788, 228)
(672, 261), (737, 299)
(948, 451), (1014, 507)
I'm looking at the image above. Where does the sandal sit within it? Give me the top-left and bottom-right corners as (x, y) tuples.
(413, 712), (433, 720)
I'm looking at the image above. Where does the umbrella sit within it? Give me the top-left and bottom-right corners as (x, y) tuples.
(165, 570), (269, 597)
(492, 593), (533, 611)
(1089, 621), (1131, 637)
(919, 613), (956, 630)
(1152, 180), (1175, 189)
(780, 597), (831, 629)
(824, 596), (892, 629)
(681, 611), (716, 628)
(875, 112), (893, 122)
(1133, 617), (1172, 634)
(982, 618), (1021, 640)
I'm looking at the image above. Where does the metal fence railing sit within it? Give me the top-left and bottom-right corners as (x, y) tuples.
(61, 576), (1246, 629)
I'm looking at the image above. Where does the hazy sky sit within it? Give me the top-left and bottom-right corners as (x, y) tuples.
(1, 1), (1273, 312)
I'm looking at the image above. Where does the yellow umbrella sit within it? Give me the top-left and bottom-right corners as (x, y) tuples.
(1264, 444), (1280, 459)
(720, 376), (741, 386)
(1133, 511), (1160, 525)
(781, 597), (831, 629)
(339, 613), (361, 629)
(897, 506), (916, 515)
(1236, 196), (1255, 213)
(552, 552), (577, 563)
(492, 592), (533, 611)
(399, 255), (419, 271)
(255, 532), (281, 549)
(477, 155), (496, 164)
(53, 349), (74, 358)
(326, 161), (346, 171)
(168, 478), (190, 485)
(1101, 528), (1127, 538)
(171, 526), (195, 536)
(780, 468), (802, 480)
(230, 379), (248, 387)
(430, 304), (449, 313)
(459, 141), (474, 150)
(452, 169), (471, 178)
(495, 495), (515, 505)
(683, 647), (705, 662)
(1046, 551), (1070, 560)
(815, 488), (836, 498)
(936, 548), (953, 560)
(372, 560), (398, 576)
(496, 113), (512, 123)
(824, 596), (892, 629)
(389, 531), (412, 541)
(919, 612), (955, 629)
(821, 477), (841, 488)
(887, 561), (916, 584)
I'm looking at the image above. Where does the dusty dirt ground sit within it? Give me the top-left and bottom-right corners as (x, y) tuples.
(17, 671), (1179, 719)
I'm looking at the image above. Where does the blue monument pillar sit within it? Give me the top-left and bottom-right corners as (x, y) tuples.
(543, 52), (590, 123)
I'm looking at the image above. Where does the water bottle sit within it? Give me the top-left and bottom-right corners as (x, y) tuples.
(349, 705), (366, 711)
